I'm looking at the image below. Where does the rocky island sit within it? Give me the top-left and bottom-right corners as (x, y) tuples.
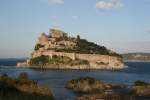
(17, 29), (126, 69)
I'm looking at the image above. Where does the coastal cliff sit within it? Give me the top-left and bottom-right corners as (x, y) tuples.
(17, 29), (126, 69)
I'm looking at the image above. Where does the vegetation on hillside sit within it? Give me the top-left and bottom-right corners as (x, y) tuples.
(54, 38), (121, 56)
(29, 55), (89, 67)
(76, 39), (109, 54)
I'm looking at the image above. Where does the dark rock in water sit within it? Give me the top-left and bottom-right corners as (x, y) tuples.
(66, 77), (150, 100)
(66, 77), (125, 94)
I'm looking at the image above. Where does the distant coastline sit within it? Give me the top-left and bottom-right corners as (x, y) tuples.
(0, 58), (26, 66)
(122, 53), (150, 63)
(124, 60), (150, 62)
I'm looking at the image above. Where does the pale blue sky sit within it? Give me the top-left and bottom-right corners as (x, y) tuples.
(0, 0), (150, 58)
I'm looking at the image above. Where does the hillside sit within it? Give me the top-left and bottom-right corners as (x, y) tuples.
(17, 29), (125, 69)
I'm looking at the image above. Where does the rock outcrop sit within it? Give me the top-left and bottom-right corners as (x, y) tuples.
(17, 28), (126, 69)
(66, 77), (125, 93)
(66, 78), (150, 100)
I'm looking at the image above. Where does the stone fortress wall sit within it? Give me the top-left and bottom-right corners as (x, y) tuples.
(31, 50), (125, 69)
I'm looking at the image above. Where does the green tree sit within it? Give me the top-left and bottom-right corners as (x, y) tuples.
(77, 35), (80, 41)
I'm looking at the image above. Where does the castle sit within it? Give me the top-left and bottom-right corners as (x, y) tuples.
(17, 29), (126, 69)
(36, 29), (76, 51)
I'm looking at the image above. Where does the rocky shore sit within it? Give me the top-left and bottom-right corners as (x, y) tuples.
(1, 73), (150, 100)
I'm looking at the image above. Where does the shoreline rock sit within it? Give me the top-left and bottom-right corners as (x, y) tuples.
(66, 77), (150, 100)
(66, 77), (126, 94)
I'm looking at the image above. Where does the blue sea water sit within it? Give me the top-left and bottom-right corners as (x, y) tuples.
(0, 60), (150, 100)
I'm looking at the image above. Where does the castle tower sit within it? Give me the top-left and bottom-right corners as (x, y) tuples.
(49, 29), (68, 38)
(38, 33), (49, 45)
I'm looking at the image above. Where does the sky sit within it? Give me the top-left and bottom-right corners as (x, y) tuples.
(0, 0), (150, 58)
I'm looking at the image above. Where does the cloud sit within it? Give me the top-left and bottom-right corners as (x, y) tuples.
(72, 16), (79, 20)
(48, 0), (64, 4)
(50, 16), (58, 19)
(95, 0), (123, 10)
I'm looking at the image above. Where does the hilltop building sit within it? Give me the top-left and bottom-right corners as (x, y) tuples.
(17, 28), (126, 70)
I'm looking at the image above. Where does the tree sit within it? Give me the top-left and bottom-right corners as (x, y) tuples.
(41, 32), (46, 36)
(77, 35), (80, 41)
(34, 44), (44, 51)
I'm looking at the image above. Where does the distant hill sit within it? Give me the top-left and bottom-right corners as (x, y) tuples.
(0, 58), (26, 66)
(122, 53), (150, 62)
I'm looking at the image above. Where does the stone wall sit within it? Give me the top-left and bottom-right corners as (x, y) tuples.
(18, 50), (126, 69)
(31, 50), (125, 69)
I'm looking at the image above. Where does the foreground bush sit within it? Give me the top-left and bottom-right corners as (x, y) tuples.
(0, 73), (54, 100)
(134, 80), (150, 86)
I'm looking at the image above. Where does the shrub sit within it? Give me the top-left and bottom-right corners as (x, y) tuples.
(30, 55), (49, 66)
(0, 74), (54, 100)
(34, 44), (45, 51)
(134, 80), (149, 86)
(69, 77), (97, 85)
(80, 77), (96, 84)
(30, 55), (89, 67)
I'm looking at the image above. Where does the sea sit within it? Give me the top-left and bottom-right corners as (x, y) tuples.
(0, 59), (150, 100)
